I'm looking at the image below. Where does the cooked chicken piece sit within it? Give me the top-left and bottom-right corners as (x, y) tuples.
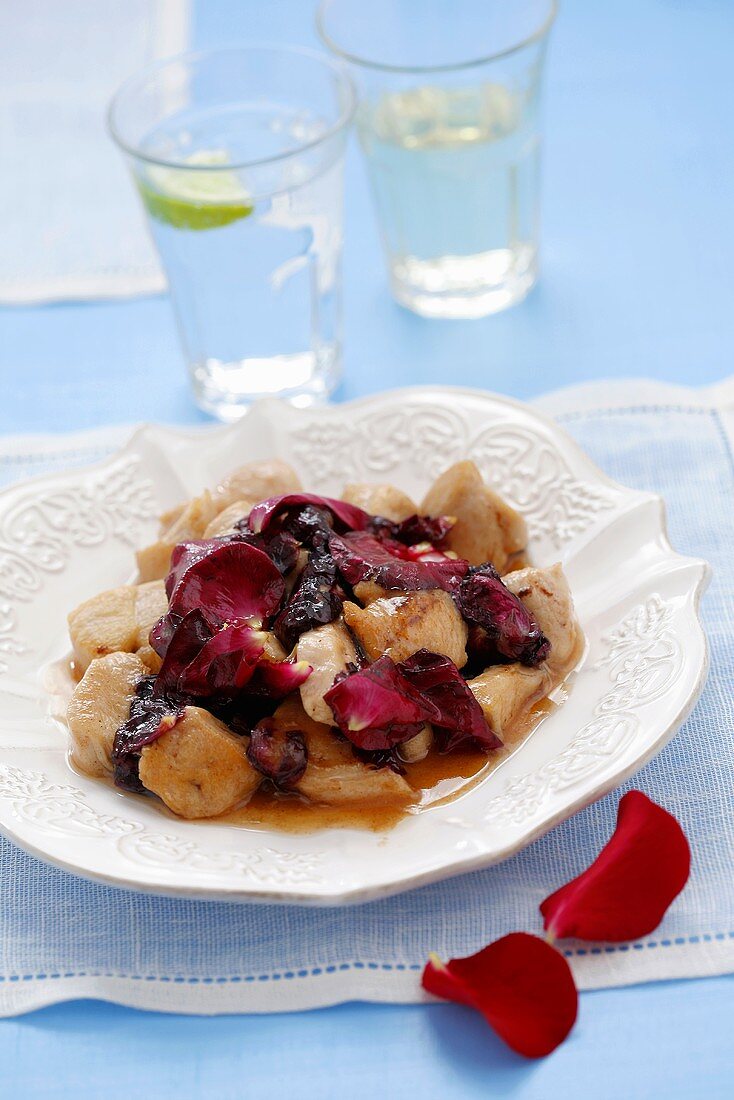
(136, 541), (176, 585)
(397, 724), (434, 763)
(132, 580), (169, 672)
(139, 707), (261, 819)
(421, 460), (527, 572)
(68, 580), (168, 675)
(468, 665), (550, 740)
(67, 652), (146, 777)
(300, 757), (415, 809)
(469, 565), (581, 737)
(214, 459), (301, 512)
(296, 620), (358, 725)
(137, 491), (217, 582)
(158, 502), (186, 533)
(341, 482), (418, 523)
(134, 581), (168, 644)
(353, 581), (393, 605)
(166, 490), (217, 540)
(68, 586), (137, 674)
(262, 632), (288, 662)
(272, 698), (415, 809)
(504, 563), (581, 675)
(202, 499), (253, 539)
(343, 589), (468, 667)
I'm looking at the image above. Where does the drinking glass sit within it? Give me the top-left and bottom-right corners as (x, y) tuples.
(109, 46), (355, 420)
(317, 0), (556, 319)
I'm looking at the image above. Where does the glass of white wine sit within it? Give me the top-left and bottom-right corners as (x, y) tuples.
(317, 0), (556, 319)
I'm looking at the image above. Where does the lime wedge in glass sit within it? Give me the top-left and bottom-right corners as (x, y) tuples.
(137, 150), (254, 230)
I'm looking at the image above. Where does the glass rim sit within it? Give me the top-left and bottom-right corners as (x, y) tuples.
(316, 0), (558, 75)
(107, 43), (357, 172)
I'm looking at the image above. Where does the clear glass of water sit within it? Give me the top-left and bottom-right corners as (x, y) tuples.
(317, 0), (556, 319)
(109, 47), (355, 420)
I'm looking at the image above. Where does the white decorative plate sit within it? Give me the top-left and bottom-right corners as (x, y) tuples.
(0, 387), (710, 904)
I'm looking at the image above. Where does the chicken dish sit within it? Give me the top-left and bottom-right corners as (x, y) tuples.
(65, 458), (582, 830)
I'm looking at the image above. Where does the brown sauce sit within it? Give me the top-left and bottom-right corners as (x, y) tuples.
(55, 633), (584, 837)
(217, 695), (559, 835)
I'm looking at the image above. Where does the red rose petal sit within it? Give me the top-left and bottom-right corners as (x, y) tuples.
(540, 790), (691, 942)
(422, 933), (578, 1059)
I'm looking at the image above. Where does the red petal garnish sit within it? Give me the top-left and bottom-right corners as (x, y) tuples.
(166, 540), (285, 625)
(373, 513), (456, 547)
(422, 933), (578, 1059)
(540, 791), (691, 942)
(324, 655), (441, 750)
(155, 609), (214, 693)
(400, 649), (502, 752)
(246, 718), (308, 788)
(248, 494), (371, 535)
(181, 620), (267, 695)
(458, 564), (550, 667)
(329, 531), (469, 592)
(246, 658), (313, 700)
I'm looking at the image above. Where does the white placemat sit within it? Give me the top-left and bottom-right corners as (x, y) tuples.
(0, 378), (732, 1016)
(0, 0), (189, 305)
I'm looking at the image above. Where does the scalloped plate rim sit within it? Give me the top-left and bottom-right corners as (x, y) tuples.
(0, 386), (712, 904)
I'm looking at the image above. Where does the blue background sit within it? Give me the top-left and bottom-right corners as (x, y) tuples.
(1, 0), (733, 1096)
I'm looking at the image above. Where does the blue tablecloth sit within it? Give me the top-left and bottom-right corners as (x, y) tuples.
(1, 0), (733, 1095)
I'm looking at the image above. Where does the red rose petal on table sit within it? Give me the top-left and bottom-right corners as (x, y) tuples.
(422, 932), (578, 1059)
(540, 790), (691, 942)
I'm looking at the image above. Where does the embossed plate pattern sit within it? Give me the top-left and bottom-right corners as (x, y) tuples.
(0, 388), (710, 904)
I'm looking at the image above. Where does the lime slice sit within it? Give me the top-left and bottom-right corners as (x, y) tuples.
(137, 150), (254, 230)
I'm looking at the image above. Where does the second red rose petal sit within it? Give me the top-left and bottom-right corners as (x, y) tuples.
(540, 790), (691, 942)
(422, 932), (578, 1059)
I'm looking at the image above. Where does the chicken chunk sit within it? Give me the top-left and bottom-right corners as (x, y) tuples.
(66, 652), (146, 777)
(343, 589), (468, 667)
(421, 460), (527, 572)
(397, 724), (434, 763)
(341, 482), (418, 523)
(262, 632), (288, 662)
(137, 491), (217, 582)
(202, 499), (253, 539)
(136, 542), (175, 585)
(300, 758), (415, 809)
(134, 581), (168, 645)
(157, 502), (185, 533)
(138, 707), (261, 819)
(353, 581), (393, 605)
(214, 459), (301, 513)
(296, 620), (358, 725)
(68, 580), (168, 675)
(133, 580), (169, 673)
(503, 564), (580, 675)
(468, 665), (549, 740)
(273, 698), (414, 809)
(68, 586), (136, 674)
(468, 565), (581, 737)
